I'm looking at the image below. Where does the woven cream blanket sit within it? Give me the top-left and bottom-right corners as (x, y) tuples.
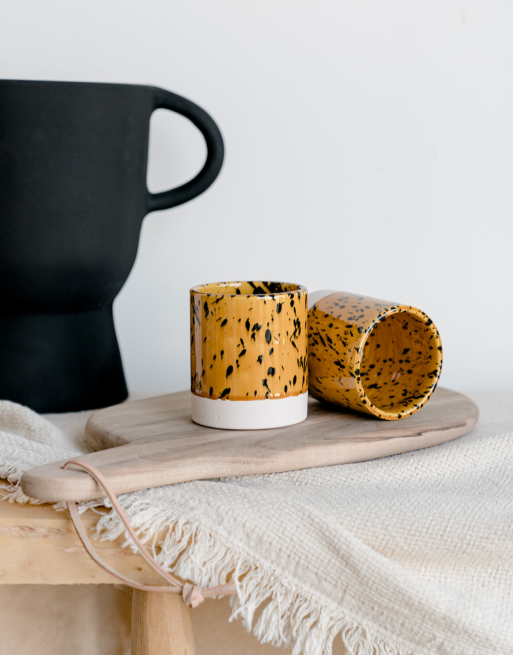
(1, 392), (512, 655)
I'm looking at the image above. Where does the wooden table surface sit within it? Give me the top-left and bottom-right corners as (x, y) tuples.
(0, 486), (195, 654)
(0, 489), (162, 585)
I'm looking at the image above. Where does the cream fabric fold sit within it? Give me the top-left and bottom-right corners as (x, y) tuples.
(1, 392), (512, 655)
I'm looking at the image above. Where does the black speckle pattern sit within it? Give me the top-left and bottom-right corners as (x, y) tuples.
(308, 292), (443, 420)
(191, 281), (308, 401)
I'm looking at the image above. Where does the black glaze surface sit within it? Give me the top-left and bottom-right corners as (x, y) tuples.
(0, 80), (224, 412)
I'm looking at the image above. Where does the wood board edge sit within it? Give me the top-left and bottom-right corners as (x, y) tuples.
(22, 390), (479, 503)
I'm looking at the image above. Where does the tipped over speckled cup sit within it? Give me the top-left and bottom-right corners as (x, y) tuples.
(308, 290), (443, 420)
(190, 281), (308, 429)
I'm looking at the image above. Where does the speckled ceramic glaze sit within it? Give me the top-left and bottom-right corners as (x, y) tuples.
(190, 281), (308, 429)
(308, 291), (443, 420)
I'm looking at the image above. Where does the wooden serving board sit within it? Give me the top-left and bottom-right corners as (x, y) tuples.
(21, 388), (478, 503)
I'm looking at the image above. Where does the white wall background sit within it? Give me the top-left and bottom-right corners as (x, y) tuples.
(2, 1), (512, 394)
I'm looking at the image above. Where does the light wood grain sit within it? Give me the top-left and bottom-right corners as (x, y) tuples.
(20, 388), (478, 504)
(132, 590), (195, 655)
(0, 495), (167, 585)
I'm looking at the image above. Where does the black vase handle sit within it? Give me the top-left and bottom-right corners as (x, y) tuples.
(147, 87), (224, 213)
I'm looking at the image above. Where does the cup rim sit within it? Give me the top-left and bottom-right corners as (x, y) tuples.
(353, 304), (443, 420)
(191, 281), (307, 298)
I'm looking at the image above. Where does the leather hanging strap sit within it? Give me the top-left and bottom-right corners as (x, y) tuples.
(62, 459), (236, 607)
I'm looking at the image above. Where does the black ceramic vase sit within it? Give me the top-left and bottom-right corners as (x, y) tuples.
(0, 80), (224, 412)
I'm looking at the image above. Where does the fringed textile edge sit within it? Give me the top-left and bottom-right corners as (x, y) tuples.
(79, 494), (416, 655)
(0, 463), (44, 504)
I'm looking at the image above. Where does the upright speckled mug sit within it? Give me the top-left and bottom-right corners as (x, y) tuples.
(308, 290), (443, 420)
(190, 281), (308, 429)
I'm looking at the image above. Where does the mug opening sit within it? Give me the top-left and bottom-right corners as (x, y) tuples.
(192, 281), (305, 297)
(358, 310), (442, 418)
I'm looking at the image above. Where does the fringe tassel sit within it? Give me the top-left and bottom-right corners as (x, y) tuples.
(79, 493), (414, 655)
(0, 463), (44, 504)
(1, 467), (414, 654)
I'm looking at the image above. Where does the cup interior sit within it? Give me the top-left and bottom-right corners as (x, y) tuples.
(192, 281), (304, 296)
(359, 310), (442, 418)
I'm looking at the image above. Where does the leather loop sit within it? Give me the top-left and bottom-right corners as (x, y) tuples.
(62, 459), (236, 606)
(182, 583), (205, 608)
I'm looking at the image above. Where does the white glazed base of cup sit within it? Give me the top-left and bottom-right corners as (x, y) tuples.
(191, 392), (308, 430)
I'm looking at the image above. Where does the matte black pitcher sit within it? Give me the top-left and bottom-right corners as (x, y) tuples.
(0, 80), (224, 412)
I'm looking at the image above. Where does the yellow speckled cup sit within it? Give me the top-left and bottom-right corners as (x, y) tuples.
(191, 281), (308, 429)
(308, 290), (443, 420)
